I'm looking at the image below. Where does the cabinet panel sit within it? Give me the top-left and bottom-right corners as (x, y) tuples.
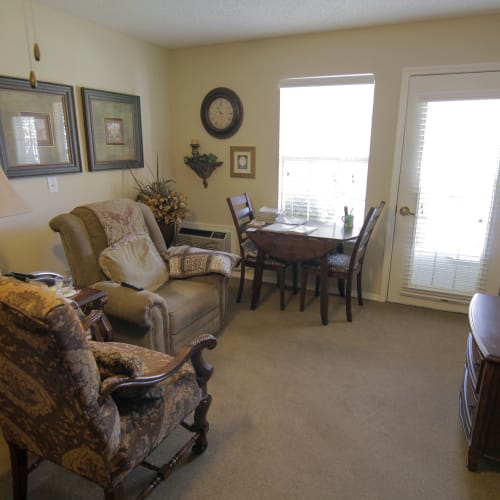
(459, 293), (500, 471)
(466, 333), (483, 392)
(459, 372), (472, 442)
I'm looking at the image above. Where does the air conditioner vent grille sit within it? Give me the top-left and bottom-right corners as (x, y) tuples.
(176, 227), (231, 253)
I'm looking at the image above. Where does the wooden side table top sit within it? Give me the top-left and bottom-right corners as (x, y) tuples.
(71, 287), (107, 308)
(469, 293), (500, 362)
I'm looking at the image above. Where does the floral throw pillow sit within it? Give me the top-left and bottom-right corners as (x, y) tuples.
(161, 245), (240, 278)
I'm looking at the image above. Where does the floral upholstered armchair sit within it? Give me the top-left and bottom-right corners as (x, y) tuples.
(49, 198), (237, 355)
(0, 276), (217, 499)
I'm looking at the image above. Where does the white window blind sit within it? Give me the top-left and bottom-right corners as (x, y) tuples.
(278, 75), (375, 224)
(402, 98), (500, 302)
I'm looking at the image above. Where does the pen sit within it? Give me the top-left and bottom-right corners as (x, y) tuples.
(344, 205), (348, 216)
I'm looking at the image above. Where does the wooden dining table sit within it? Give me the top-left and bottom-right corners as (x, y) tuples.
(247, 223), (360, 325)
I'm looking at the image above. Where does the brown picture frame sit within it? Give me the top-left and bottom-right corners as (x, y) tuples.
(230, 146), (255, 178)
(81, 88), (143, 171)
(0, 76), (81, 178)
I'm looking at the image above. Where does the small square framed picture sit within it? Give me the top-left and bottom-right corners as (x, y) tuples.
(104, 118), (124, 145)
(230, 146), (255, 178)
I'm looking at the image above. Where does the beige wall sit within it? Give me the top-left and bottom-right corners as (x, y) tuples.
(0, 0), (172, 274)
(169, 13), (500, 298)
(0, 1), (499, 476)
(1, 3), (500, 289)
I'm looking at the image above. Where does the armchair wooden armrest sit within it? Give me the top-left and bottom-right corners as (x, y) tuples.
(98, 334), (217, 403)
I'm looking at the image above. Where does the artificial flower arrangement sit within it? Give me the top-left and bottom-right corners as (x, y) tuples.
(131, 160), (188, 225)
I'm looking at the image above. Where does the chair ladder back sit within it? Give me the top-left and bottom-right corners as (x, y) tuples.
(349, 201), (385, 271)
(227, 193), (254, 250)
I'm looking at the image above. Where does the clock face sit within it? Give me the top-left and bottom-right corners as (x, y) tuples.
(201, 87), (243, 139)
(208, 97), (234, 130)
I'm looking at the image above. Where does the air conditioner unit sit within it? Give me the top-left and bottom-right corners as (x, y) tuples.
(175, 227), (231, 253)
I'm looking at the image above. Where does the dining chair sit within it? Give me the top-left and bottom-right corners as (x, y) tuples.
(226, 193), (297, 309)
(299, 201), (385, 321)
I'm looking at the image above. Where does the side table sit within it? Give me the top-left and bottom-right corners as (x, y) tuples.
(70, 287), (113, 342)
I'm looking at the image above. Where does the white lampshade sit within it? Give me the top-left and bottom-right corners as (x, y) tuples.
(0, 168), (31, 218)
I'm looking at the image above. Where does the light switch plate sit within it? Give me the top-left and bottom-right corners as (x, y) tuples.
(47, 176), (58, 193)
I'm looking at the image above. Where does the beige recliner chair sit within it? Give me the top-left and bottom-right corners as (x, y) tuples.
(50, 198), (229, 354)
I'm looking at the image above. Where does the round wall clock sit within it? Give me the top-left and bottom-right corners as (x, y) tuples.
(200, 87), (243, 139)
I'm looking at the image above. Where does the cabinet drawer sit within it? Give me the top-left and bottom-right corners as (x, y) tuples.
(460, 367), (478, 439)
(459, 386), (472, 442)
(466, 333), (484, 392)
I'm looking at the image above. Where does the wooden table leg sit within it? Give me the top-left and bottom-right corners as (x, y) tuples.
(92, 311), (113, 342)
(250, 249), (265, 310)
(319, 255), (329, 325)
(81, 309), (113, 341)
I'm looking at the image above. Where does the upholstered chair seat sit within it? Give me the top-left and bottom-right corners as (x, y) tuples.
(326, 253), (351, 272)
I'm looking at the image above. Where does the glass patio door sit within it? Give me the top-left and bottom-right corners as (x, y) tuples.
(388, 69), (500, 312)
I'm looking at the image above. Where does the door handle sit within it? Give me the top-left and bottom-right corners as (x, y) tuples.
(399, 206), (415, 216)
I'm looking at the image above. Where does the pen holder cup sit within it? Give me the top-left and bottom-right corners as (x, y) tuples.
(342, 214), (354, 228)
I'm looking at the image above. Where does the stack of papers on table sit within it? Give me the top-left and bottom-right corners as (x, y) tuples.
(261, 223), (293, 232)
(276, 215), (309, 225)
(247, 219), (266, 229)
(262, 223), (317, 234)
(256, 206), (284, 223)
(287, 224), (317, 234)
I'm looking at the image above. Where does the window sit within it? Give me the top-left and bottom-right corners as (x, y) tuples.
(278, 75), (375, 224)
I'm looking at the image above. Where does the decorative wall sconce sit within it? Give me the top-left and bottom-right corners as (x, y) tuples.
(184, 140), (223, 188)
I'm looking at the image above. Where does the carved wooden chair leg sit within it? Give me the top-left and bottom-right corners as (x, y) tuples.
(8, 442), (27, 500)
(237, 262), (245, 303)
(135, 394), (213, 499)
(191, 394), (212, 455)
(292, 263), (298, 294)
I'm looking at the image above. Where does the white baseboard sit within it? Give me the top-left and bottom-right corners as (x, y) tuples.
(232, 268), (384, 302)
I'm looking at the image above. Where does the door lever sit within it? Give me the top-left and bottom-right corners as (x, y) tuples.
(399, 206), (415, 216)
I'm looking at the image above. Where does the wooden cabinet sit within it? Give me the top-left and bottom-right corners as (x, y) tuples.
(459, 293), (500, 471)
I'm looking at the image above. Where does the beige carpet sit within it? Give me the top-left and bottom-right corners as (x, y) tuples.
(2, 280), (500, 499)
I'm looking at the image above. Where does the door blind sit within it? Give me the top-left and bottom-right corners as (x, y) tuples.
(401, 98), (500, 303)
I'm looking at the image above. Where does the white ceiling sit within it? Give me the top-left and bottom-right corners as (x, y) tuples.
(39, 0), (500, 49)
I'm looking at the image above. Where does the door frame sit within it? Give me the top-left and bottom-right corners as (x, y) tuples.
(381, 62), (500, 305)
